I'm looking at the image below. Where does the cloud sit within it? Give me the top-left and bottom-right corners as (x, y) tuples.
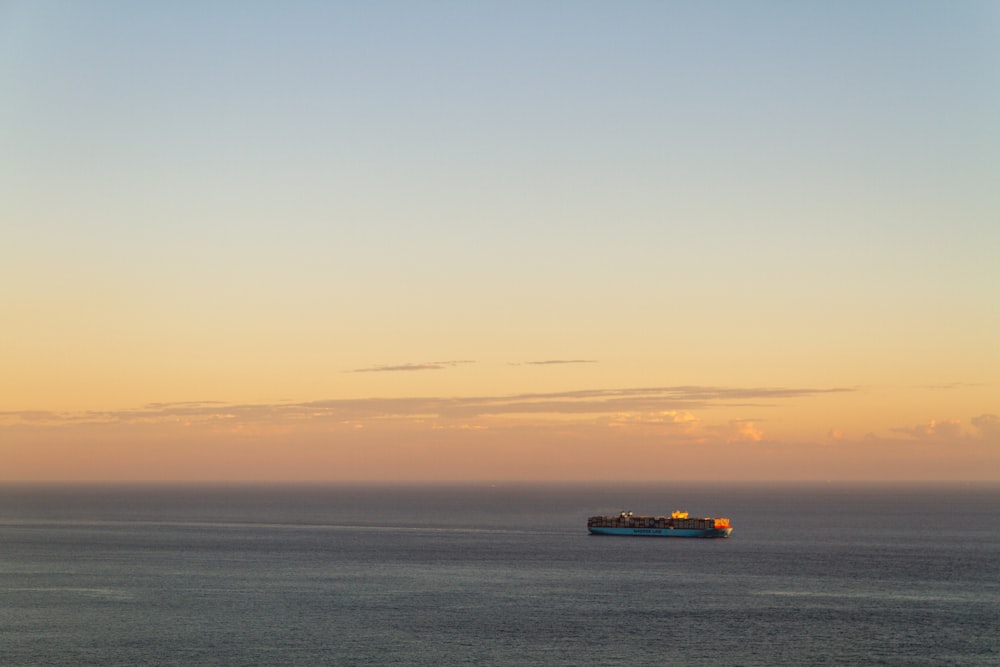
(887, 414), (1000, 444)
(342, 385), (850, 419)
(0, 410), (62, 422)
(609, 410), (700, 429)
(921, 382), (985, 390)
(0, 385), (854, 429)
(715, 419), (764, 443)
(971, 414), (1000, 442)
(893, 418), (965, 441)
(143, 401), (227, 410)
(346, 360), (475, 373)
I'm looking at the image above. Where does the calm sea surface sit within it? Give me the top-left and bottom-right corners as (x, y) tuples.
(1, 482), (997, 666)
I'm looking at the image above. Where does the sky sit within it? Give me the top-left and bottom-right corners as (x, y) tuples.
(2, 1), (998, 482)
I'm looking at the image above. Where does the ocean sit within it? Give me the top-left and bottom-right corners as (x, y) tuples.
(1, 482), (997, 666)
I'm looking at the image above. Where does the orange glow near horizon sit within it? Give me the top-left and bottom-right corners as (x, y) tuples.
(2, 384), (998, 482)
(2, 3), (997, 482)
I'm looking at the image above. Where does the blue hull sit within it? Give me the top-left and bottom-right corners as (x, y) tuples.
(589, 526), (732, 538)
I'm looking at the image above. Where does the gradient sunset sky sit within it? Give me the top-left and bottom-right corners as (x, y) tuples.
(2, 1), (998, 481)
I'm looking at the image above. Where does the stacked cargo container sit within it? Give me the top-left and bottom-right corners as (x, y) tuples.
(587, 513), (728, 530)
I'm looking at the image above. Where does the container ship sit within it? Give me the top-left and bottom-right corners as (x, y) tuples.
(587, 510), (733, 538)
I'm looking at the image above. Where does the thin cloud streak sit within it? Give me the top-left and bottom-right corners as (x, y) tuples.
(0, 385), (855, 427)
(144, 401), (227, 410)
(346, 360), (476, 373)
(922, 382), (986, 391)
